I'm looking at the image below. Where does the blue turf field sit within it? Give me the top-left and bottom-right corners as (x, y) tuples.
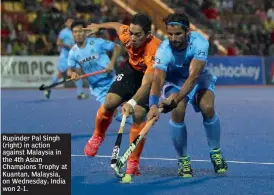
(2, 87), (274, 195)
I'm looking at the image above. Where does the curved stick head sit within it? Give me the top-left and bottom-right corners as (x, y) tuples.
(111, 164), (125, 178)
(39, 84), (46, 91)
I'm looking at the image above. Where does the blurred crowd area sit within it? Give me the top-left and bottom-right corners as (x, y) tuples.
(1, 0), (133, 57)
(164, 0), (274, 56)
(1, 0), (274, 56)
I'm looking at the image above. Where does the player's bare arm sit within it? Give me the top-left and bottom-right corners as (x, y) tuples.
(174, 59), (206, 104)
(159, 59), (206, 113)
(106, 44), (121, 72)
(147, 69), (166, 121)
(56, 38), (72, 50)
(150, 69), (166, 98)
(83, 22), (123, 36)
(133, 72), (154, 103)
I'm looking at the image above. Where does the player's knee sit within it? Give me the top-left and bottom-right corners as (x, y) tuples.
(133, 115), (145, 124)
(133, 107), (146, 124)
(171, 111), (185, 123)
(103, 94), (121, 112)
(200, 102), (215, 117)
(171, 102), (186, 123)
(103, 101), (116, 112)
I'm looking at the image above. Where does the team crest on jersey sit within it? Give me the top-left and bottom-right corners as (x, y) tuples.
(197, 50), (206, 56)
(122, 27), (128, 35)
(155, 57), (161, 64)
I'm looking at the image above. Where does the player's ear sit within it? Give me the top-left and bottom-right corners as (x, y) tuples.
(146, 31), (152, 39)
(186, 27), (190, 34)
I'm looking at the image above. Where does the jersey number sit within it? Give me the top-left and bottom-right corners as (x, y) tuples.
(116, 74), (124, 81)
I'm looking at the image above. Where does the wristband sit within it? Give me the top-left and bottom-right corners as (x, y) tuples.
(127, 99), (137, 108)
(149, 95), (159, 108)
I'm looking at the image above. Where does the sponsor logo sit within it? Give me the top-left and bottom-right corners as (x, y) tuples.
(79, 54), (99, 64)
(207, 63), (260, 80)
(1, 57), (54, 76)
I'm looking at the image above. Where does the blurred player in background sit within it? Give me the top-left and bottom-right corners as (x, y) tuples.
(44, 17), (88, 100)
(83, 14), (161, 179)
(67, 20), (133, 124)
(147, 13), (228, 178)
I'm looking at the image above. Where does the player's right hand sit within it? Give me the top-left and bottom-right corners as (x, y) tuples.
(70, 72), (80, 80)
(122, 103), (134, 117)
(159, 98), (177, 113)
(159, 93), (178, 113)
(83, 24), (100, 36)
(147, 105), (160, 124)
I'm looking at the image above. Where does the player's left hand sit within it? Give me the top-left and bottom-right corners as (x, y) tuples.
(160, 96), (178, 113)
(122, 103), (134, 117)
(83, 24), (99, 36)
(147, 105), (160, 124)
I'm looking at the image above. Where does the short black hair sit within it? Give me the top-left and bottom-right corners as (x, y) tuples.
(163, 13), (190, 30)
(71, 20), (87, 30)
(65, 16), (74, 22)
(131, 14), (152, 34)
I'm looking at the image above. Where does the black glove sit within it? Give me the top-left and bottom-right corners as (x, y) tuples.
(159, 98), (177, 113)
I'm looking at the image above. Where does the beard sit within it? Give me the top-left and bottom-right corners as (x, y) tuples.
(170, 39), (187, 50)
(171, 41), (183, 49)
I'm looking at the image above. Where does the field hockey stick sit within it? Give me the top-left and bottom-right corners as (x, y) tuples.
(110, 114), (127, 167)
(112, 108), (163, 178)
(39, 69), (107, 91)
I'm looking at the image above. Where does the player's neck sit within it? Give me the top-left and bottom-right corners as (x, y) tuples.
(132, 39), (149, 52)
(77, 39), (87, 48)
